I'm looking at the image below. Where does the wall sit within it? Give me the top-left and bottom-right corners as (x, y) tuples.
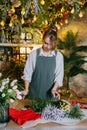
(59, 10), (87, 97)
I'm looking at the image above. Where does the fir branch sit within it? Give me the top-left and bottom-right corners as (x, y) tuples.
(68, 104), (84, 120)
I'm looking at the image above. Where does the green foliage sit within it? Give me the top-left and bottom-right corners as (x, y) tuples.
(25, 99), (84, 120)
(68, 104), (84, 120)
(0, 77), (22, 105)
(0, 0), (86, 34)
(27, 99), (48, 113)
(59, 31), (78, 50)
(25, 98), (70, 113)
(57, 30), (87, 89)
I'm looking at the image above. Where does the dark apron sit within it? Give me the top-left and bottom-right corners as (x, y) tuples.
(29, 49), (56, 100)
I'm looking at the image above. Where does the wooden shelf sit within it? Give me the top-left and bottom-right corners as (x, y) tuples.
(0, 43), (39, 48)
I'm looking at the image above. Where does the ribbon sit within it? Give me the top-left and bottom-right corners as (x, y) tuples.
(71, 100), (87, 109)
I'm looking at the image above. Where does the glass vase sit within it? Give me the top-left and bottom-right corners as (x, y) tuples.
(0, 104), (9, 123)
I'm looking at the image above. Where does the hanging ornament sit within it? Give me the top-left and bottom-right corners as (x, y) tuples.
(9, 21), (13, 27)
(79, 11), (84, 18)
(8, 11), (13, 16)
(64, 13), (69, 19)
(65, 19), (68, 24)
(40, 0), (45, 5)
(21, 7), (25, 15)
(33, 15), (37, 22)
(11, 6), (15, 13)
(71, 7), (75, 14)
(13, 14), (18, 21)
(21, 17), (25, 24)
(13, 1), (21, 8)
(60, 20), (65, 26)
(27, 19), (32, 24)
(55, 22), (61, 30)
(61, 7), (65, 12)
(55, 2), (60, 6)
(45, 20), (48, 25)
(0, 20), (5, 27)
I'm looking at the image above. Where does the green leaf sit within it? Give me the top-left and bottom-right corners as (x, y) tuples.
(68, 104), (84, 120)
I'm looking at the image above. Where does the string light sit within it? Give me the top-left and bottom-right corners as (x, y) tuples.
(79, 11), (84, 17)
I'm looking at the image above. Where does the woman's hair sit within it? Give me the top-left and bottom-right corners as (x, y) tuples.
(43, 25), (58, 42)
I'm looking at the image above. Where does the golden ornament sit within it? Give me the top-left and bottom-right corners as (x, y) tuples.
(0, 20), (5, 26)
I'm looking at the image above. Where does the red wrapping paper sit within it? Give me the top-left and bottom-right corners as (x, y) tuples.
(71, 100), (87, 109)
(9, 108), (41, 125)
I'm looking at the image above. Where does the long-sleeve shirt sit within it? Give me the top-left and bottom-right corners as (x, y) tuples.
(22, 48), (64, 87)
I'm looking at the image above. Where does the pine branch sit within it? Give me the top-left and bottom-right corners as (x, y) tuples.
(68, 104), (84, 120)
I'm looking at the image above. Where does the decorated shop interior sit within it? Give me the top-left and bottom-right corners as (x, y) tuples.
(0, 0), (87, 129)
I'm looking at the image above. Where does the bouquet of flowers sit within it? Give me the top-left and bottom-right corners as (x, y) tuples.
(0, 72), (23, 106)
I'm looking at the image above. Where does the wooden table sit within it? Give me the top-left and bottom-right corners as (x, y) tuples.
(4, 118), (87, 130)
(1, 99), (87, 130)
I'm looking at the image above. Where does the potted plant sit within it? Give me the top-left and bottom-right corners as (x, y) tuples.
(57, 30), (87, 90)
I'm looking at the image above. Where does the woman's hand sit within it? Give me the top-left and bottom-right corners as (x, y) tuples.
(20, 90), (29, 99)
(51, 89), (60, 99)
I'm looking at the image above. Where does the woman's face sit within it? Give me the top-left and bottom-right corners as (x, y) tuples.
(43, 37), (56, 52)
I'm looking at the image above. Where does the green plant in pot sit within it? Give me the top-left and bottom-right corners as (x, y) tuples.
(57, 30), (87, 90)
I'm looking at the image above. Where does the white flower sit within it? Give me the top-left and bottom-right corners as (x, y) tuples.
(0, 88), (3, 92)
(13, 85), (18, 90)
(10, 79), (17, 87)
(16, 90), (21, 94)
(9, 98), (14, 103)
(0, 75), (23, 104)
(2, 81), (7, 86)
(8, 89), (12, 93)
(17, 94), (22, 100)
(42, 105), (66, 120)
(0, 73), (2, 77)
(2, 93), (5, 97)
(0, 85), (5, 92)
(1, 85), (5, 89)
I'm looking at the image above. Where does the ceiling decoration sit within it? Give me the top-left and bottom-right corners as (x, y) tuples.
(0, 0), (87, 35)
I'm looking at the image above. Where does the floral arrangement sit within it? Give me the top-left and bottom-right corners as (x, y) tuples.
(27, 99), (84, 121)
(41, 104), (84, 121)
(0, 72), (23, 106)
(42, 105), (66, 121)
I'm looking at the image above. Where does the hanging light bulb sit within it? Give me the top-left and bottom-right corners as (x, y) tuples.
(0, 20), (5, 26)
(40, 0), (45, 5)
(9, 21), (13, 27)
(79, 11), (83, 18)
(45, 20), (48, 25)
(21, 17), (25, 24)
(71, 7), (75, 14)
(11, 6), (15, 13)
(65, 19), (68, 24)
(21, 7), (25, 15)
(55, 22), (61, 30)
(61, 7), (64, 12)
(33, 15), (37, 22)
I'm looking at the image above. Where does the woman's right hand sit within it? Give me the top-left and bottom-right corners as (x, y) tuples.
(20, 90), (29, 99)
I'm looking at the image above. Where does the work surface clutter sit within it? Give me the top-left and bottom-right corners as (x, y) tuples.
(1, 99), (87, 129)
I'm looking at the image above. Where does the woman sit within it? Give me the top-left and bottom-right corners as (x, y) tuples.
(22, 26), (64, 100)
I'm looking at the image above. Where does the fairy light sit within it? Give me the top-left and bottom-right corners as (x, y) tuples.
(0, 20), (5, 27)
(79, 11), (84, 17)
(71, 7), (75, 14)
(21, 17), (25, 24)
(40, 0), (45, 5)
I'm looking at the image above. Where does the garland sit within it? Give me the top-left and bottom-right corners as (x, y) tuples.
(0, 0), (86, 35)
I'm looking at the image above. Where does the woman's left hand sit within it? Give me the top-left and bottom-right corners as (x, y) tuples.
(51, 89), (60, 99)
